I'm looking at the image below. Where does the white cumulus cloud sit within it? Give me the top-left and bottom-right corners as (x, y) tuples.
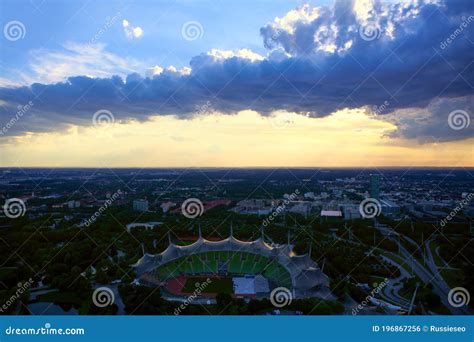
(123, 19), (144, 39)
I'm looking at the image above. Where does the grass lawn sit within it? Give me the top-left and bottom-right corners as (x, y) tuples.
(428, 241), (462, 288)
(381, 252), (412, 274)
(182, 277), (233, 294)
(429, 241), (444, 268)
(175, 241), (195, 246)
(441, 269), (463, 289)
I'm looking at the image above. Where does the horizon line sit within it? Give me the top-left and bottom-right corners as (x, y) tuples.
(0, 166), (473, 169)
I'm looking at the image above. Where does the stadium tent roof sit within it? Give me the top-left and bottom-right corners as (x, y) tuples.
(254, 275), (270, 293)
(132, 233), (333, 300)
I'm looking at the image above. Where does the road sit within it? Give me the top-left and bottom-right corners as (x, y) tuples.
(379, 255), (411, 309)
(374, 223), (471, 315)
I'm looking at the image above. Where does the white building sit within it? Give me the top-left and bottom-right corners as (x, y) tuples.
(133, 199), (149, 212)
(320, 210), (342, 218)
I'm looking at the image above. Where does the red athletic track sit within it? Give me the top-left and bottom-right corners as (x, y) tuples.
(167, 276), (187, 295)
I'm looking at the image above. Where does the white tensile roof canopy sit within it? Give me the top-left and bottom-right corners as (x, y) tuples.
(132, 228), (334, 300)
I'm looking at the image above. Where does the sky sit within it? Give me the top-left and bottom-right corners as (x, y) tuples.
(0, 0), (473, 167)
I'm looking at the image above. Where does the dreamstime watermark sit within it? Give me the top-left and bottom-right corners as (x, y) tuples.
(270, 27), (283, 41)
(181, 21), (203, 41)
(440, 15), (474, 50)
(0, 278), (34, 313)
(5, 323), (85, 336)
(181, 198), (204, 219)
(359, 198), (382, 219)
(270, 287), (293, 308)
(372, 100), (390, 115)
(82, 190), (122, 227)
(264, 27), (284, 49)
(262, 189), (300, 227)
(0, 101), (34, 136)
(194, 100), (212, 115)
(89, 12), (122, 45)
(448, 287), (470, 308)
(352, 278), (389, 315)
(174, 278), (212, 315)
(359, 23), (381, 42)
(440, 192), (473, 227)
(3, 20), (26, 41)
(448, 109), (470, 131)
(92, 287), (115, 307)
(3, 198), (26, 219)
(92, 109), (115, 127)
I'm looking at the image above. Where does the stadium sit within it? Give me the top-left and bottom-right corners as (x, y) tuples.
(132, 228), (332, 301)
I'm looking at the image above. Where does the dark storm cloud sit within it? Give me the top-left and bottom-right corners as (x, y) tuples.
(0, 0), (473, 142)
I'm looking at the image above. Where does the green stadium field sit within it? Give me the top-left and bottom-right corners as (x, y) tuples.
(153, 251), (292, 289)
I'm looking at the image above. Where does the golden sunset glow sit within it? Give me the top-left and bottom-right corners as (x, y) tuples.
(2, 110), (472, 167)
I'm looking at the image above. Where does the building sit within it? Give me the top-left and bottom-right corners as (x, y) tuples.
(133, 199), (149, 212)
(288, 202), (313, 218)
(160, 201), (176, 213)
(67, 200), (80, 209)
(341, 204), (361, 220)
(320, 210), (342, 218)
(231, 199), (274, 216)
(370, 174), (380, 199)
(380, 199), (400, 218)
(126, 221), (162, 232)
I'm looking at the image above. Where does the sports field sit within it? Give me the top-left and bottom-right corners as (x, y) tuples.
(182, 277), (233, 294)
(153, 251), (292, 289)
